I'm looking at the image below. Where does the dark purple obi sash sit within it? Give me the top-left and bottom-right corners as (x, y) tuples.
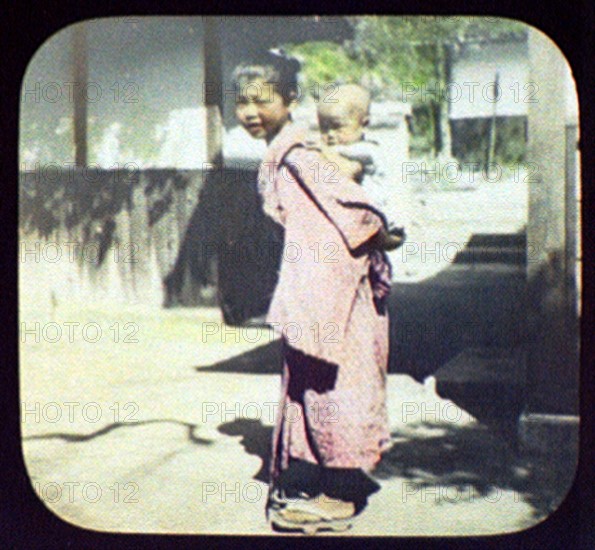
(369, 249), (392, 314)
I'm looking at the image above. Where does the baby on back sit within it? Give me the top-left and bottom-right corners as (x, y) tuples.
(317, 83), (405, 243)
(316, 84), (405, 309)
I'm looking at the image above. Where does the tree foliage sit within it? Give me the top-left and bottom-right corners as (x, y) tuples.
(285, 16), (528, 159)
(285, 16), (528, 101)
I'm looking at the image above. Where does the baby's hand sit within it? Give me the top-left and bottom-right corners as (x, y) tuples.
(372, 228), (405, 251)
(382, 232), (405, 251)
(388, 226), (406, 240)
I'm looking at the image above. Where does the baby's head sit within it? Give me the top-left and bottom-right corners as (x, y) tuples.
(317, 84), (370, 146)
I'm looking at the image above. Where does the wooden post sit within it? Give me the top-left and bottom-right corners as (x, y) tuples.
(440, 42), (453, 159)
(199, 17), (224, 306)
(564, 124), (579, 319)
(486, 71), (499, 169)
(433, 41), (442, 157)
(72, 24), (88, 168)
(203, 17), (224, 167)
(525, 28), (578, 415)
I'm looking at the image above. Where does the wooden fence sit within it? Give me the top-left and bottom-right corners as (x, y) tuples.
(19, 166), (283, 325)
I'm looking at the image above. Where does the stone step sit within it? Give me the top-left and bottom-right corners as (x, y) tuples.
(453, 247), (526, 265)
(453, 233), (526, 265)
(433, 347), (527, 433)
(451, 233), (527, 265)
(518, 413), (579, 454)
(465, 233), (526, 249)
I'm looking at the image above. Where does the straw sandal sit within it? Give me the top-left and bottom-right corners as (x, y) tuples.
(269, 494), (356, 534)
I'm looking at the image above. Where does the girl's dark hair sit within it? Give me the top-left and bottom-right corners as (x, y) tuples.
(232, 48), (301, 103)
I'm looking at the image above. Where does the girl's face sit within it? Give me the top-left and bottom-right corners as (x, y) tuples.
(235, 77), (292, 143)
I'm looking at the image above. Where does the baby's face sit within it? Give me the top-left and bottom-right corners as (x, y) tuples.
(318, 104), (366, 146)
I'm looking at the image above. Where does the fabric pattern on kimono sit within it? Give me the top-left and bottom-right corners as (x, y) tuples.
(258, 123), (392, 478)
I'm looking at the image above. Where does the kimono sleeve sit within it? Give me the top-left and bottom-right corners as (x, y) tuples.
(283, 146), (384, 251)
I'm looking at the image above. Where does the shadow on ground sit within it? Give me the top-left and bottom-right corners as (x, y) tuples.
(22, 419), (575, 528)
(388, 262), (527, 382)
(215, 418), (576, 528)
(217, 419), (273, 483)
(196, 232), (528, 382)
(376, 422), (576, 526)
(196, 340), (283, 374)
(23, 419), (214, 446)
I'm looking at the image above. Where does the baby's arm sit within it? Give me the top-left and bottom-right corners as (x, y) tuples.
(334, 142), (376, 175)
(283, 146), (384, 252)
(352, 143), (404, 233)
(320, 145), (364, 182)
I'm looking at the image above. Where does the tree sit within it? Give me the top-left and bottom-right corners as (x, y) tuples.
(349, 16), (527, 159)
(285, 16), (527, 159)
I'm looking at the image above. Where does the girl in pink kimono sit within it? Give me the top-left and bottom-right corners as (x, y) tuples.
(233, 51), (401, 532)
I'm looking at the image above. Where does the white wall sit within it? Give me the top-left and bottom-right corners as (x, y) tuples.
(20, 17), (207, 170)
(449, 40), (530, 119)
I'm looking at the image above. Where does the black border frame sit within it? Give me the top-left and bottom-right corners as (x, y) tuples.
(3, 1), (593, 548)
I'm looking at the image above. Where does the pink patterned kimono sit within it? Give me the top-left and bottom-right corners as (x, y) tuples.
(258, 123), (392, 484)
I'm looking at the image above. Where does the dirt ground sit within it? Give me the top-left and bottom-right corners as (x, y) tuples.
(19, 301), (575, 536)
(19, 177), (577, 535)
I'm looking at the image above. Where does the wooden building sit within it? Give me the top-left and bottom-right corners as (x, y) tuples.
(20, 16), (354, 321)
(448, 31), (530, 164)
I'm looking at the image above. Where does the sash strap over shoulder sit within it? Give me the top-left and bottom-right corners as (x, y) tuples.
(256, 123), (388, 366)
(281, 144), (383, 252)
